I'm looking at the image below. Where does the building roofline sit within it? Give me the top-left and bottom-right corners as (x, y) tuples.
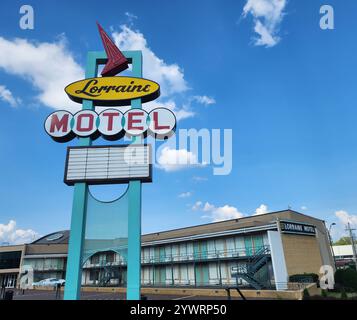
(16, 209), (326, 247)
(143, 209), (325, 237)
(31, 230), (69, 244)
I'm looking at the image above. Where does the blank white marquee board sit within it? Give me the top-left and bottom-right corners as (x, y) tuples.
(64, 144), (152, 185)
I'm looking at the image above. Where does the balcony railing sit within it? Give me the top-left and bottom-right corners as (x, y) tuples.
(82, 246), (270, 268)
(141, 246), (269, 264)
(83, 261), (126, 269)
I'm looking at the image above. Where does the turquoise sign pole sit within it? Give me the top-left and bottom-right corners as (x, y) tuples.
(64, 50), (143, 300)
(127, 50), (143, 300)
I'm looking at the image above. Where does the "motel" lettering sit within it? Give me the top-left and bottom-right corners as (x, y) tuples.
(44, 107), (176, 142)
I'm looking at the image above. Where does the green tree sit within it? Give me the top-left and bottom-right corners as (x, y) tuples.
(333, 237), (357, 245)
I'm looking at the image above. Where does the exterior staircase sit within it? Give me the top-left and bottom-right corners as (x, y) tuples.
(98, 262), (119, 286)
(231, 246), (271, 290)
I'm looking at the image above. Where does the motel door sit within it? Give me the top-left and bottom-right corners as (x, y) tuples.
(159, 247), (166, 262)
(193, 241), (208, 260)
(244, 236), (253, 256)
(245, 235), (264, 255)
(154, 267), (166, 285)
(194, 264), (209, 286)
(252, 235), (264, 253)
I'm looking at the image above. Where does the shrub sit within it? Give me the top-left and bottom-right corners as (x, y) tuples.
(321, 289), (327, 298)
(340, 288), (348, 299)
(335, 268), (357, 292)
(303, 288), (310, 300)
(289, 273), (319, 284)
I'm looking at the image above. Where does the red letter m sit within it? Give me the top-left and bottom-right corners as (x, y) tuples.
(50, 113), (69, 133)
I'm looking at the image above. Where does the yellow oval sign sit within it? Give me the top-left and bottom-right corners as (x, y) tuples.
(65, 76), (160, 106)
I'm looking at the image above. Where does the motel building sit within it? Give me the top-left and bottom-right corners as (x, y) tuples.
(0, 210), (334, 291)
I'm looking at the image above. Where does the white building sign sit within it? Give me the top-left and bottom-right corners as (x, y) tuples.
(64, 144), (152, 185)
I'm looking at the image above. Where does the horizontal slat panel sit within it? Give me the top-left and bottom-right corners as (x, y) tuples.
(65, 145), (151, 185)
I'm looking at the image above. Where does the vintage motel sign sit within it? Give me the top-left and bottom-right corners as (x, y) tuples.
(44, 24), (175, 300)
(97, 22), (129, 76)
(65, 76), (160, 106)
(44, 107), (176, 142)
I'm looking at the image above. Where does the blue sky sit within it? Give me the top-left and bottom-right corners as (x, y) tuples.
(0, 0), (357, 244)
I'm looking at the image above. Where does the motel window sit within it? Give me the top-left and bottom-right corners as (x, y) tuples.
(179, 265), (189, 285)
(215, 239), (224, 256)
(226, 237), (235, 253)
(165, 245), (172, 260)
(106, 252), (114, 263)
(252, 235), (264, 252)
(44, 258), (53, 269)
(179, 243), (186, 259)
(220, 262), (228, 280)
(234, 236), (245, 252)
(0, 251), (22, 269)
(165, 266), (172, 283)
(188, 265), (195, 284)
(207, 240), (216, 256)
(187, 243), (193, 253)
(143, 248), (150, 263)
(149, 247), (155, 261)
(90, 255), (99, 265)
(208, 263), (218, 281)
(89, 270), (99, 281)
(263, 233), (269, 246)
(172, 245), (179, 261)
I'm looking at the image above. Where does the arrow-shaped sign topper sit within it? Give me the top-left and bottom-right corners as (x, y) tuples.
(97, 22), (129, 76)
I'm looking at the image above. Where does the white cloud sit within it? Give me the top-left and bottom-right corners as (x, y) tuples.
(193, 95), (216, 106)
(253, 20), (278, 47)
(0, 36), (84, 111)
(335, 210), (357, 226)
(112, 25), (188, 97)
(178, 192), (192, 198)
(242, 0), (287, 47)
(328, 210), (357, 241)
(145, 99), (194, 121)
(301, 206), (307, 211)
(0, 85), (20, 107)
(125, 12), (138, 21)
(192, 201), (203, 211)
(253, 204), (269, 215)
(193, 201), (244, 222)
(204, 203), (244, 222)
(173, 107), (195, 121)
(0, 220), (39, 245)
(112, 25), (203, 121)
(157, 146), (203, 172)
(203, 202), (216, 212)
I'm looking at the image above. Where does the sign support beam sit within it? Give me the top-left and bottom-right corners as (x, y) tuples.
(64, 52), (98, 300)
(63, 50), (143, 300)
(127, 51), (143, 300)
(127, 179), (142, 300)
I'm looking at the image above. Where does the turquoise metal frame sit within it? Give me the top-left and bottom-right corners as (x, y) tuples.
(64, 50), (143, 300)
